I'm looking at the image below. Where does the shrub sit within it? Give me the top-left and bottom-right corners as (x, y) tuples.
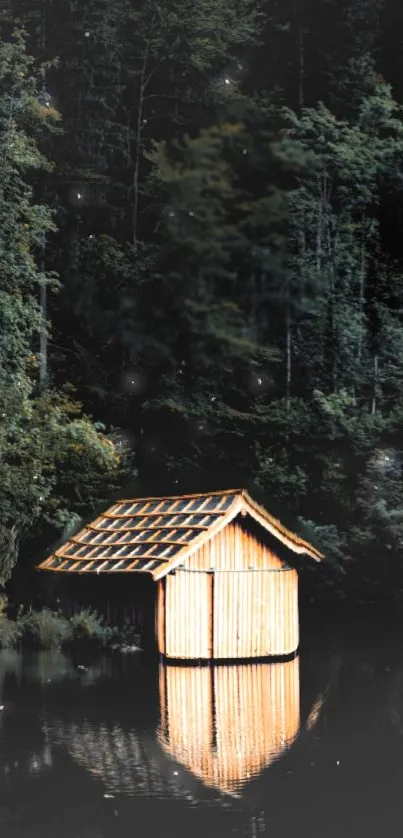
(0, 615), (23, 649)
(0, 595), (7, 618)
(116, 624), (141, 648)
(23, 609), (72, 650)
(0, 595), (23, 649)
(69, 608), (111, 646)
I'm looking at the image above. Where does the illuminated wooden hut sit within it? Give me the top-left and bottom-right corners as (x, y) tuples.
(157, 660), (300, 797)
(37, 489), (323, 660)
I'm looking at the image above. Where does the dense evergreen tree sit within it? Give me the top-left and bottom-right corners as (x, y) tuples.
(2, 1), (403, 605)
(136, 96), (305, 482)
(0, 29), (126, 584)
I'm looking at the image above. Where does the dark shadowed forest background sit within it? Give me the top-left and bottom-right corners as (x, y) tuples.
(2, 0), (403, 610)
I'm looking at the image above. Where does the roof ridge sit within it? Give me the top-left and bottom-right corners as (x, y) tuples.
(241, 491), (323, 561)
(115, 488), (243, 503)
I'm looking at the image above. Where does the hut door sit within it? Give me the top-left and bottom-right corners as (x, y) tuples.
(164, 572), (211, 659)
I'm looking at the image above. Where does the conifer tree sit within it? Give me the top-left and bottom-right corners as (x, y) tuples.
(137, 95), (310, 484)
(0, 29), (124, 584)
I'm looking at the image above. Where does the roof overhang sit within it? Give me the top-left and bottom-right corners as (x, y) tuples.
(36, 488), (323, 580)
(239, 491), (323, 562)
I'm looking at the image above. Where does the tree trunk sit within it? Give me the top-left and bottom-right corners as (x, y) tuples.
(39, 271), (48, 391)
(296, 2), (304, 110)
(316, 194), (322, 274)
(325, 207), (337, 393)
(249, 271), (258, 341)
(132, 52), (147, 250)
(132, 24), (155, 250)
(357, 213), (365, 367)
(39, 11), (48, 392)
(371, 354), (378, 415)
(285, 304), (291, 409)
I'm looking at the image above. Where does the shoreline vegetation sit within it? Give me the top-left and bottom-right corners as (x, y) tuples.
(0, 596), (141, 654)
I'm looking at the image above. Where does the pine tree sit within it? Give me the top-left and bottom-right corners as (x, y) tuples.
(0, 28), (124, 584)
(136, 95), (310, 485)
(23, 0), (267, 431)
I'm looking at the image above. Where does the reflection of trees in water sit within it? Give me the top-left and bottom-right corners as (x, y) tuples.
(0, 650), (22, 701)
(44, 718), (194, 801)
(0, 651), (145, 789)
(42, 659), (309, 836)
(12, 631), (403, 836)
(18, 650), (131, 688)
(0, 644), (340, 838)
(43, 659), (304, 803)
(0, 651), (49, 781)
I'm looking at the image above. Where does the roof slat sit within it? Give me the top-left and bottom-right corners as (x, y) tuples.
(36, 489), (322, 578)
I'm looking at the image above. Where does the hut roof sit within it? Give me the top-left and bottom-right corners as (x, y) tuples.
(36, 489), (323, 580)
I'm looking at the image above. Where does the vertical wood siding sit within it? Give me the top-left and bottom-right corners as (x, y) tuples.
(164, 570), (210, 658)
(157, 658), (300, 796)
(156, 579), (166, 656)
(186, 520), (285, 571)
(157, 515), (300, 660)
(212, 568), (298, 658)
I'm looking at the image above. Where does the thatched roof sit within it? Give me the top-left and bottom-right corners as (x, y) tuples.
(37, 489), (323, 580)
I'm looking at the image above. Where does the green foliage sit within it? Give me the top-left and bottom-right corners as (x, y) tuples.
(3, 3), (403, 608)
(23, 608), (72, 650)
(70, 608), (110, 645)
(0, 375), (125, 584)
(0, 615), (23, 649)
(0, 594), (22, 648)
(0, 598), (132, 652)
(138, 97), (310, 478)
(0, 30), (130, 585)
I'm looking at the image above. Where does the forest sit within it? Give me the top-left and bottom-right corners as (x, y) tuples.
(1, 0), (403, 609)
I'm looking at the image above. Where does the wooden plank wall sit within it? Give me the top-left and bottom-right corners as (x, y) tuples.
(164, 571), (211, 659)
(185, 520), (286, 571)
(213, 567), (298, 658)
(157, 658), (300, 796)
(158, 518), (299, 659)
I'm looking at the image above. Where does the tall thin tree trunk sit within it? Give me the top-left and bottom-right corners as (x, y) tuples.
(39, 263), (48, 391)
(325, 209), (337, 393)
(285, 304), (291, 409)
(39, 4), (48, 391)
(357, 213), (365, 367)
(249, 272), (258, 341)
(132, 61), (146, 250)
(316, 194), (322, 273)
(132, 35), (152, 250)
(296, 2), (304, 110)
(371, 354), (378, 415)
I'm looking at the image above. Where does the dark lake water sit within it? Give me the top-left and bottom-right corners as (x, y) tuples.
(1, 615), (403, 837)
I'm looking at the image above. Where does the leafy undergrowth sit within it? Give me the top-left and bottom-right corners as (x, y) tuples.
(0, 598), (141, 652)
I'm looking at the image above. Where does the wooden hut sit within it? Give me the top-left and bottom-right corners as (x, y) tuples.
(37, 489), (323, 661)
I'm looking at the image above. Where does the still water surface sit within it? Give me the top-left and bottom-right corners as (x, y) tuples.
(1, 617), (403, 837)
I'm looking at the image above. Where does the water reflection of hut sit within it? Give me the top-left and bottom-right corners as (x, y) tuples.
(42, 660), (300, 801)
(157, 660), (300, 797)
(37, 490), (323, 660)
